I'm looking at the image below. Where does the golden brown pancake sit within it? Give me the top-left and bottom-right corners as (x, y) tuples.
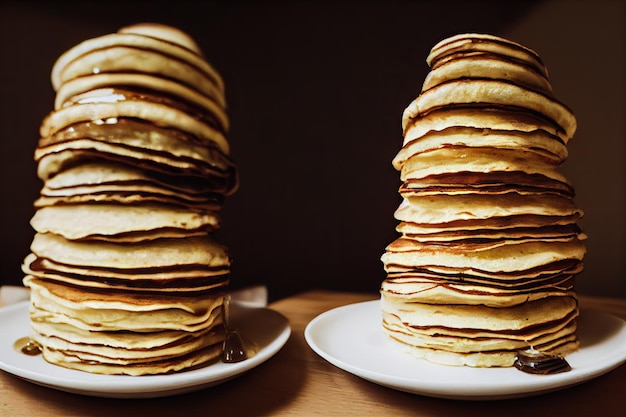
(30, 204), (220, 240)
(51, 23), (224, 98)
(426, 33), (548, 78)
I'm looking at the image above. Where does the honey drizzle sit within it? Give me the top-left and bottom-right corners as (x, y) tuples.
(221, 295), (248, 363)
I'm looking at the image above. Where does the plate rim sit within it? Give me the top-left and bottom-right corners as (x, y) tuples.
(304, 299), (626, 400)
(0, 301), (291, 398)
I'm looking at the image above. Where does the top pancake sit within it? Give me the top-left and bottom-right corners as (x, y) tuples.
(427, 34), (547, 77)
(51, 23), (224, 98)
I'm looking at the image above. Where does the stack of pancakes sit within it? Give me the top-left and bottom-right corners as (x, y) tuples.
(380, 33), (586, 367)
(22, 24), (238, 375)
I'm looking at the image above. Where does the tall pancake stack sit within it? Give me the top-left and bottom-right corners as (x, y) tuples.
(21, 24), (238, 375)
(380, 33), (586, 367)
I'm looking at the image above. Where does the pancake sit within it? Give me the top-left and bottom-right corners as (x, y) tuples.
(396, 222), (583, 242)
(382, 238), (585, 273)
(394, 193), (583, 225)
(30, 232), (230, 270)
(36, 137), (228, 179)
(381, 273), (576, 307)
(36, 150), (237, 198)
(40, 161), (212, 195)
(426, 33), (548, 78)
(394, 212), (583, 232)
(399, 172), (575, 199)
(39, 342), (223, 376)
(399, 146), (569, 184)
(383, 294), (576, 331)
(31, 319), (218, 351)
(30, 204), (220, 240)
(384, 265), (581, 291)
(51, 23), (224, 97)
(23, 250), (228, 279)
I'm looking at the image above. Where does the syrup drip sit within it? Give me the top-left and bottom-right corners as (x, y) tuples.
(13, 337), (42, 356)
(223, 329), (247, 363)
(514, 348), (571, 375)
(221, 295), (248, 363)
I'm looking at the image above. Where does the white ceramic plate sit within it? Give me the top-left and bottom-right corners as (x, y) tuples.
(305, 300), (626, 400)
(0, 301), (290, 398)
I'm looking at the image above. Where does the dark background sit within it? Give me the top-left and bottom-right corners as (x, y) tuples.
(1, 0), (624, 302)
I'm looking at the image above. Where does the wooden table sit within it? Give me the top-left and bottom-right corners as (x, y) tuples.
(1, 290), (625, 416)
